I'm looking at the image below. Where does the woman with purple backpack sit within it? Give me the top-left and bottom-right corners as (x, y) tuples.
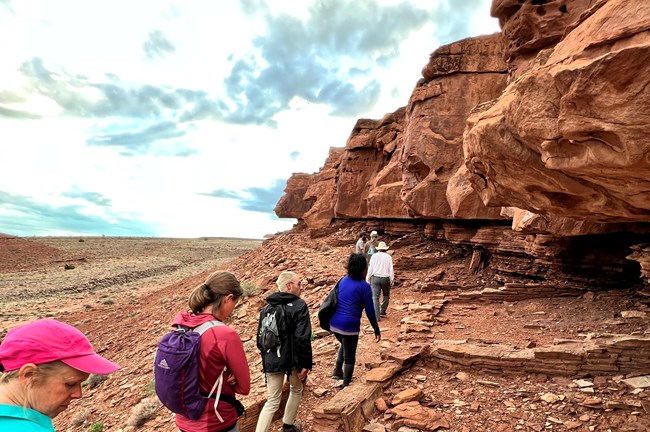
(172, 271), (251, 432)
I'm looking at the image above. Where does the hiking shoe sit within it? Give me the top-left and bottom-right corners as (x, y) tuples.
(331, 363), (343, 380)
(282, 423), (302, 432)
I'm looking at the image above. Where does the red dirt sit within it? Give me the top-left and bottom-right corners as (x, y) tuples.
(1, 229), (648, 432)
(0, 233), (72, 273)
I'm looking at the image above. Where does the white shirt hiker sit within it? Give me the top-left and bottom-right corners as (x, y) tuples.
(366, 251), (394, 284)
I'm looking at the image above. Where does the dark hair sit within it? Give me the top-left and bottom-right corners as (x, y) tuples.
(359, 231), (367, 240)
(347, 253), (367, 280)
(188, 271), (243, 315)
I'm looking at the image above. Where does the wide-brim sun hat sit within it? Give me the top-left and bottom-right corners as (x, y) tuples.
(376, 241), (389, 251)
(0, 319), (120, 374)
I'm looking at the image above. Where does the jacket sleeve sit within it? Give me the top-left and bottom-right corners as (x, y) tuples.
(221, 329), (251, 396)
(293, 301), (313, 370)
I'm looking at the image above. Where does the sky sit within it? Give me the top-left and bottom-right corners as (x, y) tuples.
(0, 0), (499, 239)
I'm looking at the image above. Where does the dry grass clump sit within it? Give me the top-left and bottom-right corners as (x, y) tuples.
(127, 396), (161, 427)
(241, 280), (260, 297)
(83, 374), (108, 389)
(71, 408), (90, 426)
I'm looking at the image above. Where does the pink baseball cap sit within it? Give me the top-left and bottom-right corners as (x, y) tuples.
(0, 319), (120, 374)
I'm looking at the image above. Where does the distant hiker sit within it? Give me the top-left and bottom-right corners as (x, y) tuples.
(0, 319), (120, 431)
(354, 231), (367, 254)
(169, 271), (250, 432)
(364, 230), (379, 260)
(329, 254), (380, 387)
(366, 241), (394, 320)
(255, 271), (312, 432)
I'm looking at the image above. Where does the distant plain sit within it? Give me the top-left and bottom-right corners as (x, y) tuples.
(0, 236), (262, 329)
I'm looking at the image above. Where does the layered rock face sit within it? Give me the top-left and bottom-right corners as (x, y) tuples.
(466, 0), (650, 230)
(276, 0), (650, 289)
(276, 33), (509, 226)
(403, 36), (508, 219)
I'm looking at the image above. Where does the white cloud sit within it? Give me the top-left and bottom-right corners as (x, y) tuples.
(0, 0), (499, 238)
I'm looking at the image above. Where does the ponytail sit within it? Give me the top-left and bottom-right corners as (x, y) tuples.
(188, 271), (242, 314)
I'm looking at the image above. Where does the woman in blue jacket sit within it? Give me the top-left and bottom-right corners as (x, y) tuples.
(329, 253), (381, 386)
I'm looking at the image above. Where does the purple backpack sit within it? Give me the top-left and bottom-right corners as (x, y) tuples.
(154, 320), (226, 421)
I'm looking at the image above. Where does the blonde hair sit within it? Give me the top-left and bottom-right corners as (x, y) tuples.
(276, 271), (297, 292)
(1, 361), (71, 411)
(0, 370), (19, 384)
(0, 361), (65, 384)
(188, 271), (243, 314)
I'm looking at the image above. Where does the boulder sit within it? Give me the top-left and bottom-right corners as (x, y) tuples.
(465, 0), (650, 231)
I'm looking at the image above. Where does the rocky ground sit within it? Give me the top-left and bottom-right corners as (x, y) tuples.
(1, 226), (649, 432)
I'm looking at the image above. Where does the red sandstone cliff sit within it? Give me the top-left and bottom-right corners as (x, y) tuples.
(275, 0), (650, 288)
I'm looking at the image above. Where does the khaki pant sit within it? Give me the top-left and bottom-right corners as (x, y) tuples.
(255, 370), (303, 432)
(371, 275), (391, 318)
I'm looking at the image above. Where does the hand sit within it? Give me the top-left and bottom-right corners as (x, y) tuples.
(226, 372), (237, 386)
(375, 333), (381, 342)
(297, 368), (309, 381)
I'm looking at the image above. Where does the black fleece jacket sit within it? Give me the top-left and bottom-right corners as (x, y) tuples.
(256, 291), (313, 374)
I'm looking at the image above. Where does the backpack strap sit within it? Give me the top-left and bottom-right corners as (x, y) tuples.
(273, 304), (285, 358)
(194, 319), (223, 335)
(193, 320), (227, 423)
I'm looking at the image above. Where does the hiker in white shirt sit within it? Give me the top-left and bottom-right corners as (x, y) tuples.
(365, 241), (394, 320)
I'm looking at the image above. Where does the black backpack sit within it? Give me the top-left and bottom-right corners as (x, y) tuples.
(257, 304), (285, 357)
(318, 279), (342, 332)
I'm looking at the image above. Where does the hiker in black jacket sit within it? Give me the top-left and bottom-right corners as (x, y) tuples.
(255, 271), (312, 432)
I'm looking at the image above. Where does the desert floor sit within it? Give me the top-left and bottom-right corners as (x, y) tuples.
(1, 231), (649, 432)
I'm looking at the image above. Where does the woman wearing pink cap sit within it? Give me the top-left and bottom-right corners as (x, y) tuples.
(0, 319), (120, 431)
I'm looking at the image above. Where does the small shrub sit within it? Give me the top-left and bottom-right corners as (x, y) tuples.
(145, 379), (155, 396)
(127, 396), (161, 427)
(64, 263), (75, 270)
(241, 280), (259, 297)
(72, 408), (90, 426)
(83, 374), (108, 389)
(102, 299), (114, 305)
(243, 339), (256, 353)
(78, 238), (85, 242)
(88, 422), (104, 432)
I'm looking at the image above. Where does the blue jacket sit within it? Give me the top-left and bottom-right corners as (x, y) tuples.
(329, 276), (380, 335)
